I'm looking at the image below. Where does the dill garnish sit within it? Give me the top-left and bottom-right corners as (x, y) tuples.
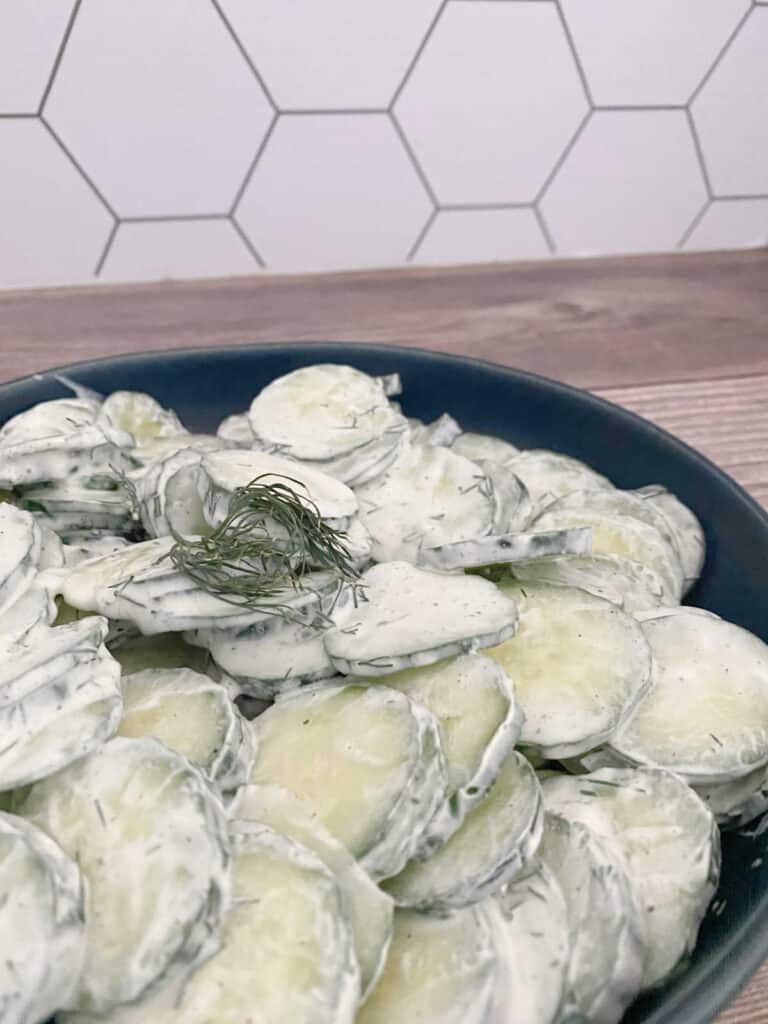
(168, 474), (358, 618)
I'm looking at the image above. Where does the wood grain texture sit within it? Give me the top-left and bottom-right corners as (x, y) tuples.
(0, 249), (767, 1020)
(1, 249), (767, 390)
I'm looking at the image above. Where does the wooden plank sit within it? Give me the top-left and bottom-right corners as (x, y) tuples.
(1, 249), (767, 390)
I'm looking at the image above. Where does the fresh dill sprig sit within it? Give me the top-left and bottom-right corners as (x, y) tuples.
(168, 474), (358, 617)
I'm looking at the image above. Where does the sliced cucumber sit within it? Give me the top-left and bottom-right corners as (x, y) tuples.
(324, 561), (519, 676)
(383, 750), (543, 910)
(0, 503), (41, 615)
(355, 441), (497, 563)
(694, 763), (768, 829)
(20, 736), (230, 1013)
(418, 527), (590, 572)
(0, 812), (85, 1024)
(0, 397), (101, 444)
(134, 448), (210, 538)
(534, 504), (684, 604)
(130, 433), (225, 468)
(489, 864), (570, 1024)
(315, 427), (409, 487)
(510, 552), (665, 613)
(61, 535), (130, 566)
(377, 372), (402, 398)
(97, 389), (187, 444)
(0, 423), (133, 488)
(70, 823), (359, 1024)
(634, 485), (706, 591)
(541, 767), (720, 990)
(451, 431), (520, 465)
(200, 448), (358, 530)
(483, 462), (533, 533)
(38, 523), (65, 569)
(359, 906), (497, 1024)
(355, 654), (522, 850)
(1, 583), (57, 638)
(611, 607), (768, 784)
(410, 412), (463, 447)
(112, 631), (210, 675)
(117, 668), (255, 794)
(231, 782), (393, 997)
(537, 813), (645, 1022)
(249, 682), (447, 880)
(19, 479), (135, 535)
(248, 363), (406, 462)
(215, 411), (255, 448)
(505, 449), (613, 513)
(486, 582), (651, 758)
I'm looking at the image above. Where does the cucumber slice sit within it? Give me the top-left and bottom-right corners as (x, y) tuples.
(61, 535), (130, 566)
(486, 582), (651, 758)
(0, 812), (85, 1024)
(634, 485), (706, 590)
(355, 654), (523, 850)
(2, 583), (57, 638)
(200, 448), (358, 530)
(112, 631), (210, 675)
(489, 864), (570, 1024)
(231, 782), (394, 997)
(70, 823), (359, 1024)
(483, 462), (533, 533)
(534, 505), (684, 604)
(20, 736), (230, 1013)
(355, 441), (497, 563)
(19, 480), (135, 535)
(0, 423), (133, 488)
(541, 767), (720, 990)
(510, 552), (665, 613)
(418, 527), (591, 572)
(38, 524), (65, 569)
(410, 412), (463, 447)
(537, 813), (645, 1022)
(694, 762), (768, 829)
(97, 390), (187, 444)
(0, 396), (100, 443)
(130, 433), (225, 468)
(451, 431), (520, 465)
(135, 448), (210, 538)
(0, 503), (41, 615)
(376, 372), (402, 397)
(324, 561), (519, 677)
(383, 750), (543, 910)
(359, 906), (497, 1024)
(314, 427), (409, 487)
(506, 449), (613, 513)
(248, 363), (406, 462)
(216, 411), (255, 448)
(249, 682), (447, 880)
(549, 488), (683, 555)
(0, 636), (122, 791)
(117, 668), (255, 794)
(611, 607), (768, 784)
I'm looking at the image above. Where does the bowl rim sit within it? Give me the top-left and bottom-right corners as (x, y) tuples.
(3, 339), (767, 1024)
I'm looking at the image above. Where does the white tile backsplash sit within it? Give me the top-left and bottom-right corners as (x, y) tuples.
(0, 0), (765, 288)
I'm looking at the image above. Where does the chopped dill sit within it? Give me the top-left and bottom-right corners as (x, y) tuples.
(168, 474), (358, 620)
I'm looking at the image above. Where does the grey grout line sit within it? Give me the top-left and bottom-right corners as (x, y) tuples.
(40, 116), (119, 218)
(533, 205), (557, 254)
(280, 108), (389, 117)
(711, 192), (768, 202)
(229, 215), (266, 268)
(688, 4), (754, 106)
(534, 109), (591, 204)
(554, 0), (595, 108)
(677, 199), (711, 249)
(686, 108), (714, 198)
(390, 110), (441, 207)
(440, 201), (534, 212)
(406, 207), (438, 262)
(209, 0), (278, 112)
(93, 219), (119, 277)
(38, 0), (81, 115)
(0, 112), (38, 119)
(388, 0), (449, 111)
(229, 113), (278, 216)
(122, 213), (229, 224)
(594, 104), (686, 112)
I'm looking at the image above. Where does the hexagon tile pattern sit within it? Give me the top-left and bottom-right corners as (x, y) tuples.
(395, 1), (588, 205)
(541, 111), (707, 256)
(414, 210), (550, 266)
(0, 120), (111, 289)
(560, 0), (750, 107)
(101, 220), (259, 283)
(693, 8), (768, 197)
(0, 1), (75, 114)
(683, 200), (768, 252)
(236, 114), (432, 272)
(45, 0), (273, 217)
(218, 0), (443, 110)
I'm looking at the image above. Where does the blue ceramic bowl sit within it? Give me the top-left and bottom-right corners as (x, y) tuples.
(4, 343), (768, 1024)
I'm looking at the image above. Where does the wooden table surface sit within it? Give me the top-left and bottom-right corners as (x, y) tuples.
(1, 248), (767, 1021)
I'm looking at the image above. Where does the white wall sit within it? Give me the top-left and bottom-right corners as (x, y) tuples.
(1, 0), (766, 289)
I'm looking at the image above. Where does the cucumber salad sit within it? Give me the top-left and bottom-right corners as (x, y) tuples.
(0, 361), (765, 1023)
